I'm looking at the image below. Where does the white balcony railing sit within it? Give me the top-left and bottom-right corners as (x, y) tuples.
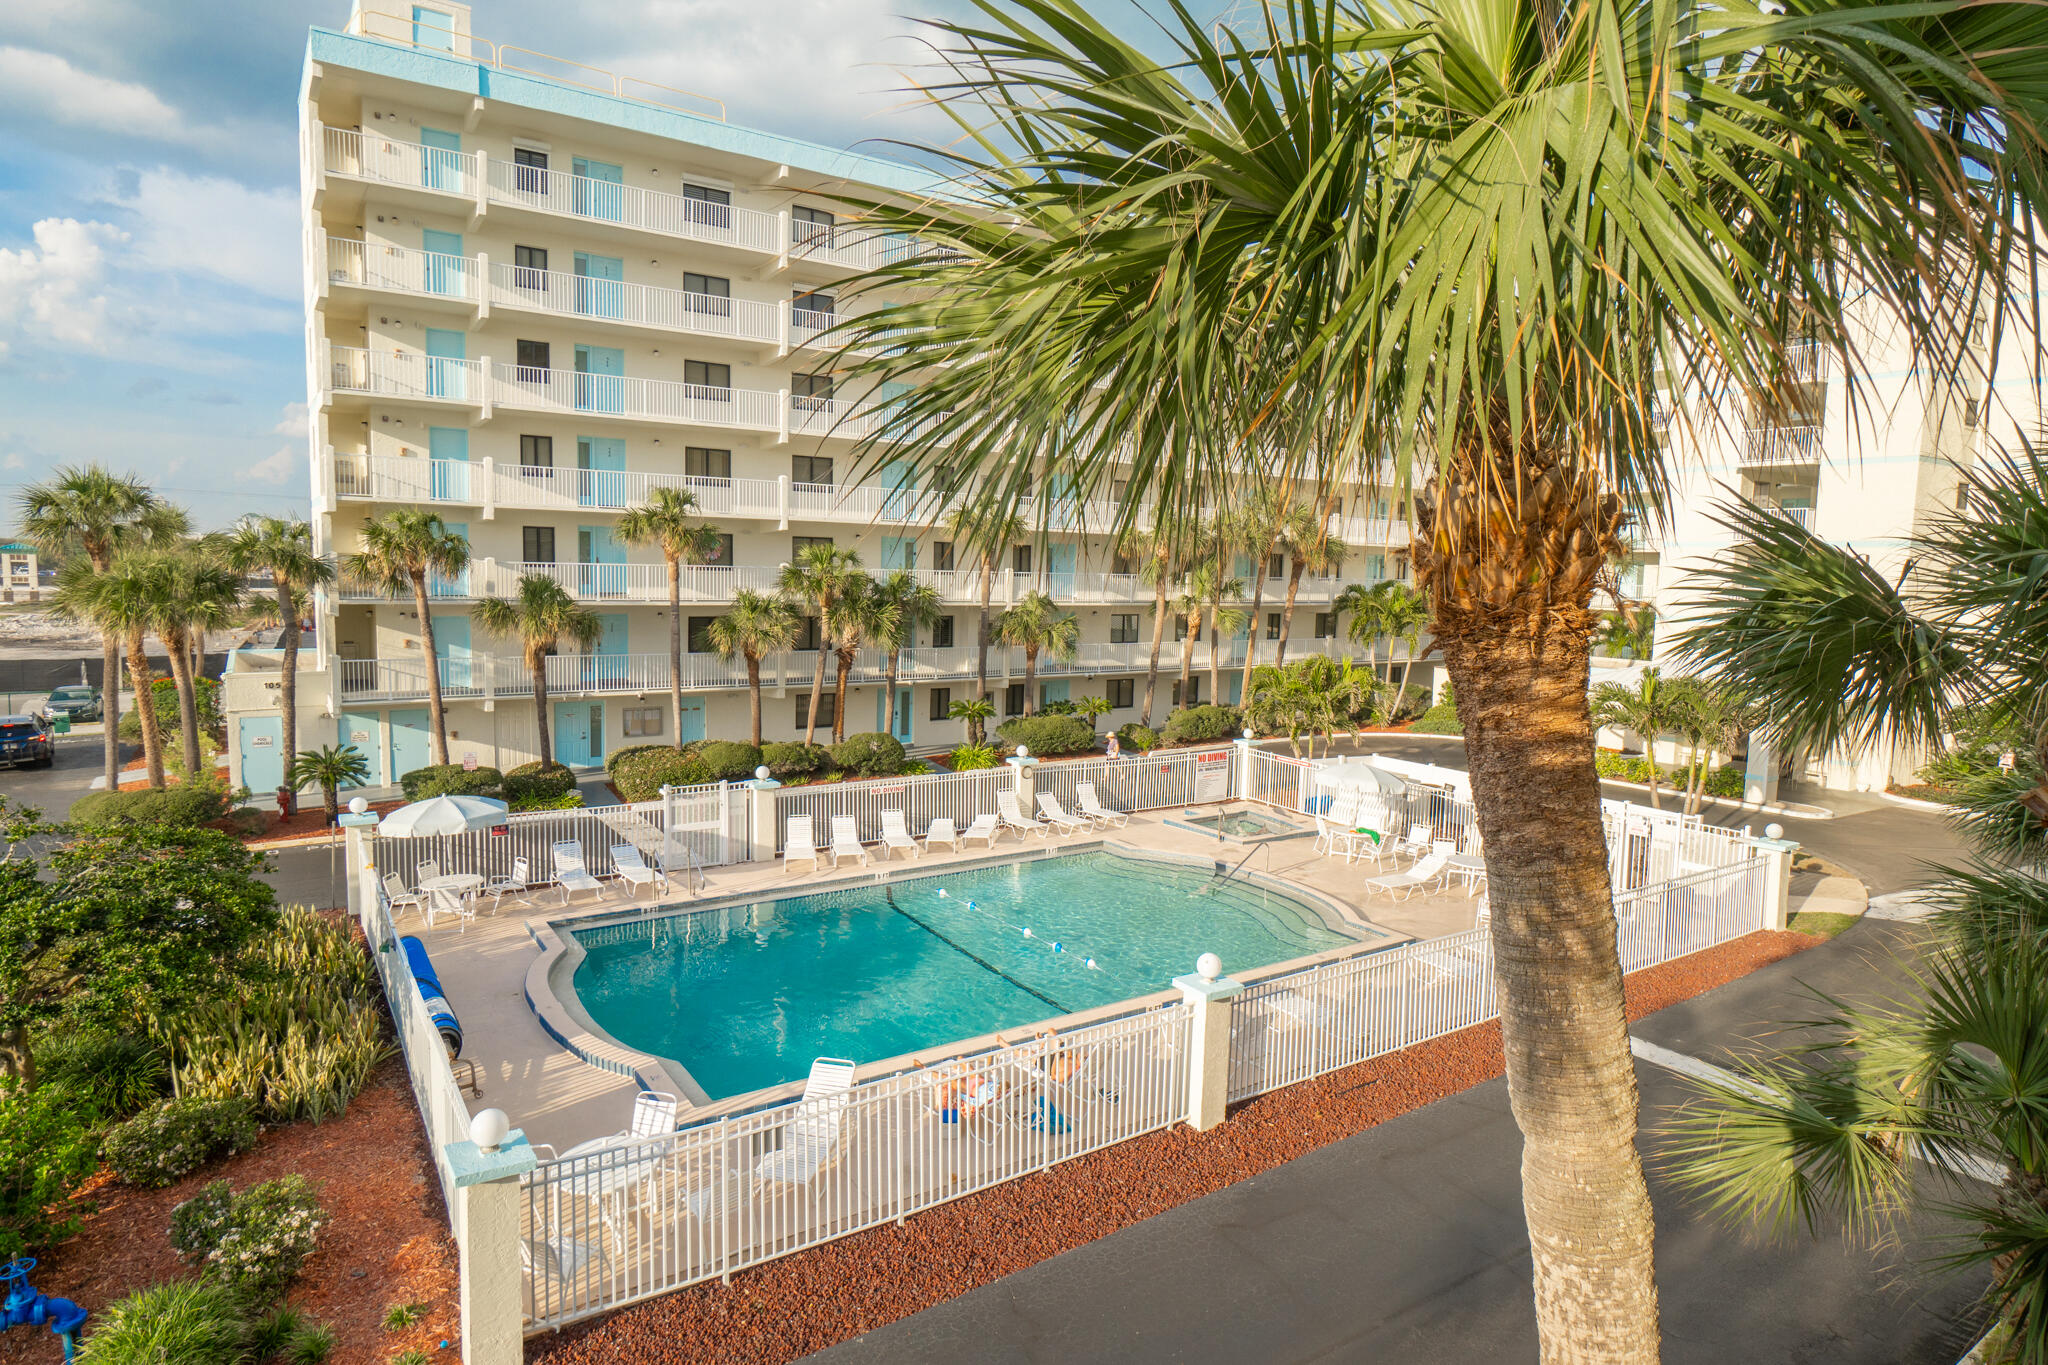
(482, 156), (783, 253)
(486, 260), (779, 342)
(323, 127), (480, 198)
(326, 237), (479, 301)
(488, 364), (784, 431)
(329, 346), (482, 404)
(1741, 423), (1824, 464)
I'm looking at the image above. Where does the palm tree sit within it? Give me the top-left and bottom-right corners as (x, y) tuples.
(223, 516), (333, 784)
(1199, 566), (1248, 709)
(872, 568), (943, 728)
(826, 574), (889, 743)
(1075, 694), (1111, 734)
(828, 2), (2048, 1350)
(949, 505), (1024, 703)
(1664, 679), (1749, 815)
(1233, 486), (1294, 704)
(1589, 669), (1677, 810)
(16, 466), (184, 788)
(128, 546), (242, 778)
(707, 590), (800, 747)
(993, 591), (1079, 717)
(1597, 609), (1656, 662)
(1275, 502), (1344, 666)
(1336, 581), (1430, 686)
(474, 574), (601, 768)
(343, 510), (470, 765)
(53, 558), (168, 788)
(777, 543), (865, 745)
(286, 744), (372, 824)
(616, 488), (721, 750)
(947, 696), (995, 747)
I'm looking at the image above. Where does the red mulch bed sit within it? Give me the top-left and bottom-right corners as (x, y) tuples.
(528, 929), (1820, 1365)
(236, 798), (407, 845)
(0, 1057), (460, 1365)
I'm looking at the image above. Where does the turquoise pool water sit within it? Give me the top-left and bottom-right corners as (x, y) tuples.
(568, 851), (1358, 1100)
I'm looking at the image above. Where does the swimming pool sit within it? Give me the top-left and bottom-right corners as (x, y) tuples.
(565, 850), (1363, 1101)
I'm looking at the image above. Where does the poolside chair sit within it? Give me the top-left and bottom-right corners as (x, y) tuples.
(427, 886), (476, 934)
(481, 857), (530, 912)
(784, 816), (820, 875)
(1364, 851), (1451, 901)
(382, 873), (426, 922)
(755, 1057), (857, 1187)
(922, 817), (962, 854)
(829, 815), (869, 868)
(879, 809), (921, 860)
(610, 844), (663, 896)
(522, 1229), (612, 1302)
(1035, 792), (1088, 837)
(626, 1090), (679, 1138)
(551, 840), (606, 904)
(1473, 897), (1491, 931)
(1074, 782), (1128, 828)
(961, 813), (1001, 849)
(998, 793), (1049, 839)
(924, 1064), (1011, 1144)
(1396, 823), (1435, 861)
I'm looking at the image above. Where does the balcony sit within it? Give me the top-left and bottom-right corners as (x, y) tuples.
(1740, 423), (1823, 465)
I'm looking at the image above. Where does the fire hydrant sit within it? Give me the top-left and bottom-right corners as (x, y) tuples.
(0, 1259), (87, 1362)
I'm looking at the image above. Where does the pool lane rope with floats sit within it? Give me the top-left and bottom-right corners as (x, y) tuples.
(880, 885), (1118, 1015)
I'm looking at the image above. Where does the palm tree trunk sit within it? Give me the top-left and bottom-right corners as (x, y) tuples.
(1241, 547), (1270, 702)
(1207, 623), (1223, 707)
(1178, 613), (1198, 705)
(1275, 557), (1307, 664)
(126, 633), (165, 788)
(531, 646), (553, 768)
(101, 632), (121, 791)
(1439, 611), (1662, 1362)
(833, 652), (854, 743)
(412, 574), (449, 765)
(745, 656), (764, 746)
(1143, 570), (1168, 725)
(667, 556), (687, 752)
(275, 572), (300, 784)
(1023, 646), (1038, 716)
(162, 627), (203, 777)
(975, 553), (994, 700)
(883, 648), (902, 738)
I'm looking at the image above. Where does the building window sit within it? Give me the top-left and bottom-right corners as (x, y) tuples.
(792, 535), (834, 559)
(681, 271), (730, 320)
(792, 287), (837, 318)
(622, 706), (662, 737)
(1314, 612), (1336, 639)
(512, 245), (547, 288)
(792, 204), (836, 246)
(1173, 678), (1200, 707)
(681, 182), (730, 229)
(1964, 395), (1982, 429)
(521, 526), (555, 564)
(684, 447), (731, 479)
(930, 686), (952, 721)
(1005, 683), (1026, 717)
(931, 540), (955, 571)
(1109, 613), (1139, 644)
(688, 616), (718, 652)
(797, 692), (836, 730)
(683, 271), (730, 299)
(793, 615), (822, 651)
(684, 360), (731, 394)
(1266, 612), (1281, 640)
(1111, 551), (1136, 575)
(930, 616), (955, 648)
(791, 372), (836, 410)
(519, 434), (553, 467)
(792, 455), (834, 486)
(702, 533), (734, 567)
(1108, 678), (1135, 709)
(512, 146), (549, 193)
(515, 339), (550, 377)
(1267, 553), (1285, 579)
(1012, 544), (1033, 575)
(1394, 555), (1411, 582)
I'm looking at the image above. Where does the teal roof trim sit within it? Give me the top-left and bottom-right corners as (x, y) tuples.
(307, 28), (946, 198)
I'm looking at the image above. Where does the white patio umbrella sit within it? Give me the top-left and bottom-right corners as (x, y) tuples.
(1312, 762), (1408, 794)
(378, 794), (510, 838)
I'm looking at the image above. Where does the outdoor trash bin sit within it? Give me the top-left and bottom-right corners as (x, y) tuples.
(49, 715), (68, 734)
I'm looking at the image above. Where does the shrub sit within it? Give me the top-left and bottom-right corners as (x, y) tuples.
(1593, 749), (1666, 785)
(70, 783), (232, 829)
(502, 760), (576, 803)
(224, 806), (270, 838)
(1391, 683), (1432, 723)
(1701, 763), (1747, 800)
(949, 743), (997, 771)
(761, 742), (831, 779)
(994, 714), (1097, 757)
(1039, 698), (1079, 716)
(34, 1030), (168, 1121)
(103, 1097), (259, 1189)
(397, 764), (503, 800)
(1114, 723), (1159, 754)
(508, 791), (584, 813)
(118, 676), (224, 747)
(694, 740), (765, 781)
(1160, 704), (1241, 745)
(831, 732), (907, 777)
(607, 747), (709, 802)
(1409, 685), (1462, 735)
(171, 1175), (328, 1302)
(0, 1079), (101, 1259)
(75, 1279), (255, 1365)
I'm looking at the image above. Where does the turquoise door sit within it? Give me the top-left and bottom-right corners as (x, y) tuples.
(340, 712), (384, 787)
(877, 380), (915, 441)
(880, 536), (916, 571)
(879, 458), (915, 520)
(574, 345), (624, 414)
(389, 707), (432, 779)
(553, 701), (604, 768)
(577, 526), (625, 596)
(676, 696), (707, 744)
(576, 435), (626, 508)
(875, 688), (912, 743)
(1045, 542), (1076, 598)
(420, 127), (463, 192)
(428, 426), (469, 502)
(1040, 679), (1070, 709)
(434, 614), (471, 688)
(594, 611), (629, 687)
(424, 327), (467, 400)
(422, 229), (464, 295)
(571, 157), (624, 221)
(430, 520), (469, 596)
(573, 252), (624, 319)
(238, 715), (284, 792)
(412, 6), (456, 50)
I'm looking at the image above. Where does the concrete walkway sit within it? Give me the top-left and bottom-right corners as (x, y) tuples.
(810, 919), (1989, 1365)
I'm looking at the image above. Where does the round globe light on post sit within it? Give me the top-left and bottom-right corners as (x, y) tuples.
(348, 796), (368, 815)
(1196, 952), (1222, 983)
(755, 765), (771, 782)
(1016, 745), (1029, 758)
(469, 1107), (511, 1153)
(1764, 822), (1785, 841)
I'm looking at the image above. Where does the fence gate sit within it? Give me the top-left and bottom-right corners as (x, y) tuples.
(663, 781), (744, 871)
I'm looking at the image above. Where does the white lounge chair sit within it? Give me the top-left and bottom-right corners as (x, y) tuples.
(551, 840), (606, 904)
(610, 844), (663, 896)
(829, 815), (869, 868)
(998, 793), (1049, 839)
(481, 857), (529, 912)
(755, 1057), (856, 1187)
(923, 817), (962, 854)
(1035, 792), (1087, 836)
(879, 810), (921, 860)
(382, 873), (426, 922)
(1365, 851), (1451, 900)
(626, 1090), (678, 1138)
(415, 859), (441, 889)
(1074, 782), (1128, 828)
(785, 816), (820, 875)
(1396, 823), (1435, 861)
(962, 813), (1001, 849)
(427, 886), (476, 933)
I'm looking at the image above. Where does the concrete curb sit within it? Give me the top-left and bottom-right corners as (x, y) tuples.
(1584, 773), (1835, 820)
(1877, 789), (1959, 814)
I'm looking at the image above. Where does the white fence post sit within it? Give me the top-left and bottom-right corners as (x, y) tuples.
(448, 1121), (536, 1365)
(1750, 833), (1798, 930)
(1006, 749), (1038, 810)
(1232, 731), (1253, 800)
(749, 772), (781, 863)
(1174, 954), (1243, 1131)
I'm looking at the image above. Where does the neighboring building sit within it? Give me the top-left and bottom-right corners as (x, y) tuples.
(0, 543), (38, 603)
(232, 0), (1422, 792)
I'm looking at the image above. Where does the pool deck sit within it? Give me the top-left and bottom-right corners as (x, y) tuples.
(406, 806), (1488, 1153)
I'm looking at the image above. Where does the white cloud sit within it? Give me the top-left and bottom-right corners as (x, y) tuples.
(271, 401), (309, 439)
(111, 170), (299, 301)
(245, 446), (297, 484)
(2, 453), (24, 472)
(0, 46), (195, 147)
(0, 217), (127, 353)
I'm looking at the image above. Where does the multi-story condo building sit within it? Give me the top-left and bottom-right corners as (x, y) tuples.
(225, 0), (1418, 793)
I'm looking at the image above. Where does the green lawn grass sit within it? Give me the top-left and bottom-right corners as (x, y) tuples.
(1787, 910), (1861, 941)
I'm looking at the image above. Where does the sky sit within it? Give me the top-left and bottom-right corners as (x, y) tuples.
(0, 0), (1194, 532)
